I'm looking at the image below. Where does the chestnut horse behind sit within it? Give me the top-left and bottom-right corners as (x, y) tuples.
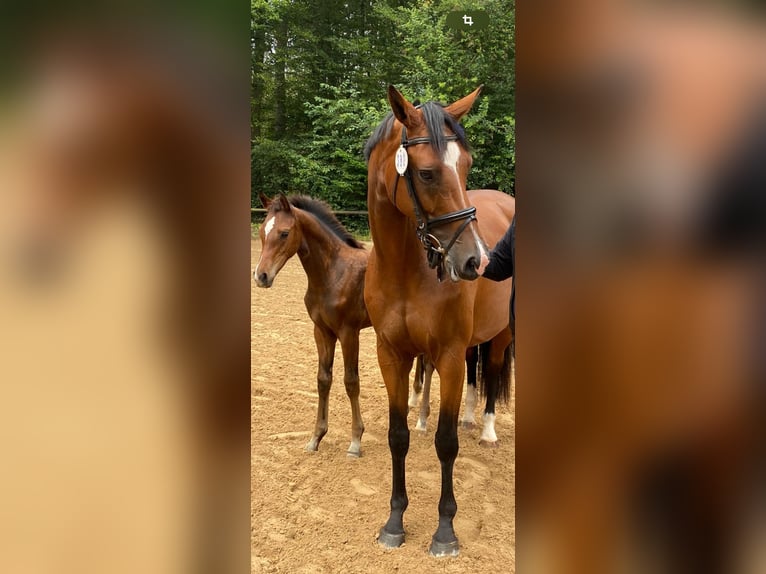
(364, 86), (514, 556)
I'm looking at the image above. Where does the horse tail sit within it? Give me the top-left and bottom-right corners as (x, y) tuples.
(498, 344), (512, 404)
(477, 341), (490, 399)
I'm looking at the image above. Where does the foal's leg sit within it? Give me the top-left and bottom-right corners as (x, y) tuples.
(339, 328), (365, 457)
(430, 351), (466, 557)
(377, 341), (414, 548)
(461, 346), (479, 429)
(306, 324), (336, 452)
(415, 358), (434, 432)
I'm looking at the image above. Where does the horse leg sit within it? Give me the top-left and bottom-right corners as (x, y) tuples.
(377, 340), (413, 548)
(414, 357), (434, 432)
(305, 324), (336, 452)
(461, 346), (478, 429)
(479, 330), (513, 448)
(339, 328), (365, 458)
(408, 355), (424, 411)
(430, 352), (465, 557)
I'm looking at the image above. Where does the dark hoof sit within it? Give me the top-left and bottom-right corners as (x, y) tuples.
(429, 536), (459, 557)
(378, 527), (405, 548)
(478, 439), (499, 448)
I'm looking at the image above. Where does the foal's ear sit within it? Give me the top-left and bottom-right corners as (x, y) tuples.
(445, 85), (483, 121)
(258, 192), (272, 208)
(387, 85), (420, 128)
(277, 194), (292, 212)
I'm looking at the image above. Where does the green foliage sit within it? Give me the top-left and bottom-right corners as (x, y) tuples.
(252, 0), (515, 217)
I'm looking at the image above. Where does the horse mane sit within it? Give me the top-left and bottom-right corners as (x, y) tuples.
(280, 195), (364, 249)
(363, 101), (469, 162)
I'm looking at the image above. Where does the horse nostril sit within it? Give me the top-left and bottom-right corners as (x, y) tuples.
(257, 272), (268, 285)
(465, 256), (479, 272)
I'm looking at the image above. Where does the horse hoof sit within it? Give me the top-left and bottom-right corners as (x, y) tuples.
(461, 421), (476, 430)
(304, 442), (319, 452)
(378, 527), (405, 549)
(478, 439), (499, 448)
(429, 536), (459, 557)
(346, 449), (361, 459)
(414, 423), (427, 433)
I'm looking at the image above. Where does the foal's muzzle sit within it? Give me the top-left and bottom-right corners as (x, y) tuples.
(254, 271), (273, 288)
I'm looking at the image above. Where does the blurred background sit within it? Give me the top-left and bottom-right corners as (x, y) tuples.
(0, 1), (250, 573)
(517, 0), (764, 572)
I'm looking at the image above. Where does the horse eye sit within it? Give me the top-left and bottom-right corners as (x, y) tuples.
(418, 170), (434, 182)
(279, 230), (290, 239)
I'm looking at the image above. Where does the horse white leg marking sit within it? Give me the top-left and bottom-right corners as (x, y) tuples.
(415, 363), (433, 432)
(461, 384), (477, 427)
(408, 383), (420, 410)
(479, 412), (498, 445)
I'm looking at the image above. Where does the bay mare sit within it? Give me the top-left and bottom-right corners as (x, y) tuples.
(364, 86), (515, 556)
(254, 193), (513, 454)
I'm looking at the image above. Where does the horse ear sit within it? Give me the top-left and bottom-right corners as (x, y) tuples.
(387, 85), (420, 128)
(445, 85), (483, 121)
(259, 192), (271, 208)
(277, 193), (291, 212)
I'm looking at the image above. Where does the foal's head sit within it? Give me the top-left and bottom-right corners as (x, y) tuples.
(254, 194), (302, 288)
(365, 86), (488, 281)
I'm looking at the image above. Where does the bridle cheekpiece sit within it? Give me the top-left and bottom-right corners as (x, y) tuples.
(392, 122), (477, 282)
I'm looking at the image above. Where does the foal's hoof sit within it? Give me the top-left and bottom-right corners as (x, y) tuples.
(346, 449), (361, 459)
(377, 527), (405, 549)
(429, 536), (460, 557)
(304, 441), (319, 452)
(478, 439), (499, 448)
(460, 420), (477, 430)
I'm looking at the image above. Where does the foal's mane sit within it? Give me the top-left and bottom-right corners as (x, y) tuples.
(277, 195), (364, 249)
(363, 101), (469, 162)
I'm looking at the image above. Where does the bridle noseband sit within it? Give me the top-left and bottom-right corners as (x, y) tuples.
(392, 124), (477, 281)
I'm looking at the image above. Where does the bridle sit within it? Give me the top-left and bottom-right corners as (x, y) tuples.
(392, 123), (477, 281)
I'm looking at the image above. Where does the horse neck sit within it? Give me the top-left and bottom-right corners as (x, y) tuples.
(293, 208), (348, 287)
(367, 178), (422, 275)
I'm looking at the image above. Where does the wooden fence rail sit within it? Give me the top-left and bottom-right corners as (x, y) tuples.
(251, 208), (368, 216)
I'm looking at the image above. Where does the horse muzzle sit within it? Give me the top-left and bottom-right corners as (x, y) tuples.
(254, 271), (273, 288)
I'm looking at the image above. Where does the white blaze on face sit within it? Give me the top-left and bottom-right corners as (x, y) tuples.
(444, 141), (487, 269)
(443, 141), (462, 191)
(254, 216), (276, 276)
(263, 216), (276, 239)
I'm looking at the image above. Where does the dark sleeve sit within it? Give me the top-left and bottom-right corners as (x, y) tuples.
(483, 218), (514, 281)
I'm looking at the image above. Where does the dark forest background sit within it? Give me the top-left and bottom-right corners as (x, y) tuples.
(251, 0), (515, 227)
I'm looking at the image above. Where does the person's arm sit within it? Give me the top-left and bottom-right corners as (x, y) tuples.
(482, 220), (514, 281)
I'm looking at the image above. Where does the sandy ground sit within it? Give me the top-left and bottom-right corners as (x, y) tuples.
(252, 239), (515, 574)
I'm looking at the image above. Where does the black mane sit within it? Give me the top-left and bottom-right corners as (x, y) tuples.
(363, 101), (469, 162)
(283, 195), (364, 249)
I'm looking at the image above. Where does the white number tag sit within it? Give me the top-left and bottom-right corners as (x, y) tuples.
(395, 146), (408, 175)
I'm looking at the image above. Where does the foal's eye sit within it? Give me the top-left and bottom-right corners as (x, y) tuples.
(418, 169), (434, 182)
(279, 230), (290, 239)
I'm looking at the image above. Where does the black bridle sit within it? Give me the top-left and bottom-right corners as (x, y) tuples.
(392, 124), (477, 281)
